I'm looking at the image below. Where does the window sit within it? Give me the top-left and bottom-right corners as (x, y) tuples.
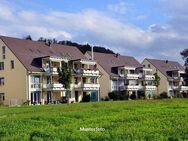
(0, 62), (4, 70)
(31, 76), (40, 84)
(0, 93), (5, 101)
(2, 54), (5, 59)
(10, 60), (14, 69)
(47, 76), (51, 84)
(148, 64), (150, 68)
(31, 76), (40, 89)
(0, 77), (4, 85)
(143, 65), (145, 68)
(2, 46), (5, 54)
(2, 46), (6, 59)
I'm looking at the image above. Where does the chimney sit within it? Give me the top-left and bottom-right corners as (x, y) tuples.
(114, 53), (119, 58)
(45, 40), (52, 47)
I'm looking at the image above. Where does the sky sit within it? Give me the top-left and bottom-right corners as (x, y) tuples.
(0, 0), (188, 64)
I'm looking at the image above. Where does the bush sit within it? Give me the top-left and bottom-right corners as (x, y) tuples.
(82, 94), (90, 102)
(160, 92), (169, 99)
(130, 93), (136, 100)
(108, 91), (129, 100)
(108, 91), (119, 100)
(182, 92), (188, 98)
(104, 96), (110, 101)
(120, 91), (129, 100)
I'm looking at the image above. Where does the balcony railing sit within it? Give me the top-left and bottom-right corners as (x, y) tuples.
(145, 86), (156, 91)
(82, 83), (100, 91)
(82, 70), (99, 76)
(125, 85), (142, 90)
(74, 82), (82, 89)
(43, 83), (65, 91)
(172, 76), (183, 81)
(179, 86), (188, 91)
(50, 67), (58, 75)
(44, 67), (59, 75)
(170, 85), (179, 90)
(30, 83), (42, 91)
(120, 74), (139, 79)
(74, 69), (99, 76)
(142, 75), (155, 80)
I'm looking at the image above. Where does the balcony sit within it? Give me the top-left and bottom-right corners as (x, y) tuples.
(50, 68), (59, 75)
(74, 69), (99, 76)
(179, 86), (188, 91)
(74, 82), (82, 89)
(82, 70), (99, 76)
(125, 85), (142, 91)
(43, 83), (65, 91)
(125, 74), (139, 79)
(172, 76), (183, 81)
(145, 86), (156, 91)
(30, 83), (41, 91)
(82, 83), (100, 91)
(171, 85), (179, 90)
(142, 75), (155, 80)
(44, 67), (59, 75)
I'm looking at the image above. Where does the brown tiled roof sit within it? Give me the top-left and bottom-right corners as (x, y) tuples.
(0, 35), (87, 72)
(87, 51), (142, 77)
(145, 58), (184, 79)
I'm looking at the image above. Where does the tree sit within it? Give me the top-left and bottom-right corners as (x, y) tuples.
(58, 40), (115, 54)
(154, 72), (160, 96)
(181, 49), (188, 85)
(24, 35), (32, 40)
(58, 62), (73, 99)
(58, 62), (72, 89)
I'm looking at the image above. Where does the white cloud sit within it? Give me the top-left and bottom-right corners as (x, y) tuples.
(107, 2), (127, 14)
(0, 1), (15, 22)
(0, 0), (187, 64)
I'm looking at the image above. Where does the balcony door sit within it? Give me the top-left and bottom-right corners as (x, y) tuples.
(75, 91), (79, 102)
(31, 91), (41, 104)
(91, 91), (98, 102)
(47, 91), (52, 103)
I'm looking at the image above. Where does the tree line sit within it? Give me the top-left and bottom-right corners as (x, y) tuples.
(24, 35), (114, 54)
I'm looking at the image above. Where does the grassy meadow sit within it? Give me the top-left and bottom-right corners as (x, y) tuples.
(0, 99), (188, 141)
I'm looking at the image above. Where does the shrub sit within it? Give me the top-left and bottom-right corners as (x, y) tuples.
(182, 92), (188, 98)
(108, 91), (119, 100)
(119, 91), (129, 100)
(160, 92), (169, 99)
(130, 93), (136, 100)
(108, 91), (129, 100)
(22, 100), (30, 105)
(138, 91), (145, 99)
(104, 96), (110, 101)
(82, 94), (90, 102)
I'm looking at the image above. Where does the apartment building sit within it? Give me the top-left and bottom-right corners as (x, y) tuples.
(142, 58), (188, 97)
(85, 52), (156, 99)
(0, 35), (100, 105)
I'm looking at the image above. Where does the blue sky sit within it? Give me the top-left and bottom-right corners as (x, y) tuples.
(0, 0), (187, 64)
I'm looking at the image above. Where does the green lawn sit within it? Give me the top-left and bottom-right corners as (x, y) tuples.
(0, 99), (188, 141)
